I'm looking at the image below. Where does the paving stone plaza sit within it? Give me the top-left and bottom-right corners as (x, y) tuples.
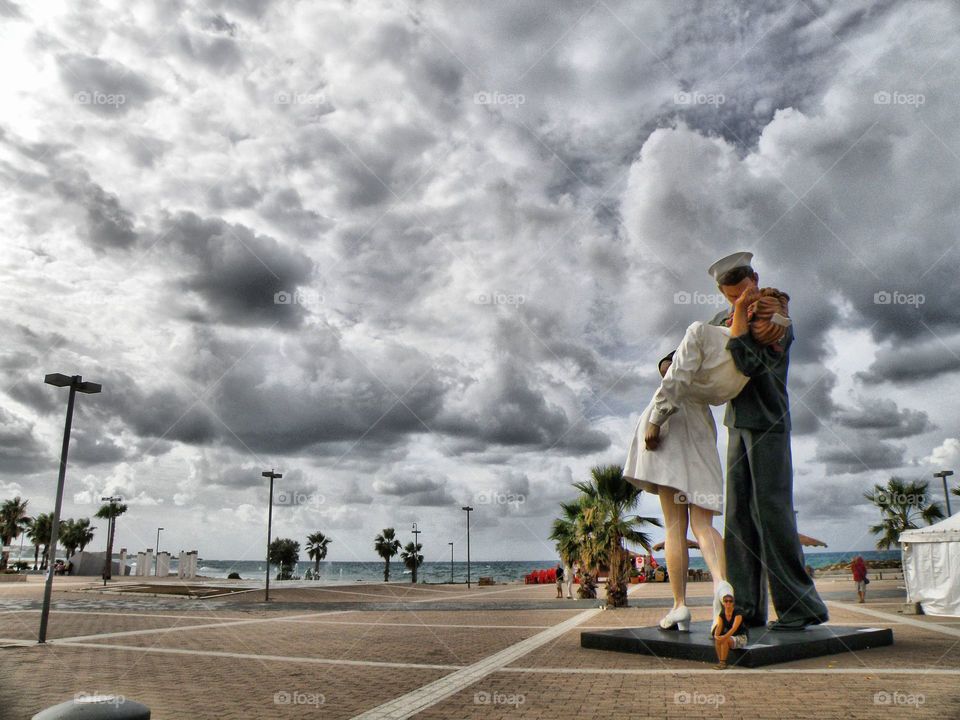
(1, 575), (958, 718)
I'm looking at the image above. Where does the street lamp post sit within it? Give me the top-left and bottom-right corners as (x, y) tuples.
(448, 542), (454, 584)
(262, 470), (282, 601)
(39, 373), (101, 644)
(934, 470), (954, 516)
(411, 523), (421, 583)
(155, 527), (164, 577)
(100, 495), (122, 585)
(461, 506), (473, 589)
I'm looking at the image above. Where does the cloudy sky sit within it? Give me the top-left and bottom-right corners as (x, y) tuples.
(1, 0), (958, 566)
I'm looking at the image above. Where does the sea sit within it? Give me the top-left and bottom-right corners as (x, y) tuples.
(130, 550), (901, 584)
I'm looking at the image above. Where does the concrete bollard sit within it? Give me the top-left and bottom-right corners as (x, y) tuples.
(32, 695), (150, 719)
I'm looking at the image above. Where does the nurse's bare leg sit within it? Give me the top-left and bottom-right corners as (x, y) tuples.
(659, 489), (690, 610)
(690, 504), (726, 586)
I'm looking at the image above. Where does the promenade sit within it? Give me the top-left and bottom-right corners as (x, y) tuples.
(0, 575), (957, 718)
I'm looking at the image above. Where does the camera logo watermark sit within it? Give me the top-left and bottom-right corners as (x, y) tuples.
(276, 490), (326, 510)
(870, 490), (927, 507)
(474, 91), (525, 107)
(674, 490), (722, 508)
(74, 91), (126, 108)
(274, 289), (324, 307)
(476, 490), (526, 507)
(274, 690), (325, 707)
(874, 691), (924, 707)
(674, 90), (725, 107)
(474, 690), (525, 707)
(74, 693), (126, 707)
(674, 690), (725, 707)
(474, 291), (526, 306)
(873, 290), (924, 308)
(873, 91), (925, 107)
(674, 290), (726, 307)
(274, 91), (326, 106)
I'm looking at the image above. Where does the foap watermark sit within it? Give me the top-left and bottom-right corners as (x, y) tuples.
(276, 490), (326, 510)
(274, 90), (326, 106)
(674, 690), (725, 707)
(274, 690), (325, 707)
(871, 490), (927, 507)
(74, 693), (126, 707)
(674, 90), (725, 107)
(474, 91), (525, 107)
(874, 690), (924, 707)
(873, 90), (925, 107)
(474, 291), (526, 306)
(274, 289), (324, 307)
(873, 290), (924, 308)
(74, 91), (126, 108)
(674, 290), (727, 307)
(476, 490), (526, 508)
(473, 690), (525, 707)
(674, 490), (722, 508)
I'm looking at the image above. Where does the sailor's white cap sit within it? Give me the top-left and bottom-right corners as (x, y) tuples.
(708, 251), (754, 282)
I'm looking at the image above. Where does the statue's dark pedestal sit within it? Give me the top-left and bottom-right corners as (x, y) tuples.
(580, 622), (893, 668)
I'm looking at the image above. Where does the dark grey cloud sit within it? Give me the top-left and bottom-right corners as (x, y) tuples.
(434, 358), (611, 455)
(51, 171), (138, 250)
(0, 407), (51, 474)
(834, 396), (934, 439)
(857, 336), (960, 385)
(789, 368), (839, 436)
(159, 211), (315, 328)
(815, 431), (906, 476)
(175, 30), (243, 72)
(373, 472), (453, 507)
(57, 53), (157, 116)
(258, 188), (332, 239)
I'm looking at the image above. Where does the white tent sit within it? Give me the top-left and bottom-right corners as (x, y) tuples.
(900, 513), (960, 617)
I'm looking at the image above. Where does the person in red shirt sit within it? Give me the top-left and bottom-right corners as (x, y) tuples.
(851, 556), (868, 603)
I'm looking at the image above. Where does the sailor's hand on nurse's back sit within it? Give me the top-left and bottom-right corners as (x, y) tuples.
(644, 422), (661, 451)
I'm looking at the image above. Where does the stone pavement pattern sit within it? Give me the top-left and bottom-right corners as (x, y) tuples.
(0, 577), (957, 719)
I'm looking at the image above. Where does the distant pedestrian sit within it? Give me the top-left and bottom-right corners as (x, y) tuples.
(851, 555), (868, 603)
(555, 564), (564, 598)
(563, 560), (574, 599)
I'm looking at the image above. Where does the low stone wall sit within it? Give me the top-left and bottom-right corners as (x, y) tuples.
(0, 573), (27, 583)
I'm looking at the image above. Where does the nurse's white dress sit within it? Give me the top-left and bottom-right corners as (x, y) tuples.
(623, 322), (749, 515)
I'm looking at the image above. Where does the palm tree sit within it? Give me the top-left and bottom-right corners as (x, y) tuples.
(865, 476), (945, 550)
(75, 518), (95, 553)
(572, 464), (661, 607)
(59, 519), (81, 559)
(95, 501), (128, 580)
(59, 518), (95, 561)
(549, 499), (586, 590)
(374, 528), (402, 581)
(0, 497), (30, 570)
(305, 531), (332, 575)
(269, 538), (300, 580)
(400, 541), (423, 583)
(28, 513), (52, 570)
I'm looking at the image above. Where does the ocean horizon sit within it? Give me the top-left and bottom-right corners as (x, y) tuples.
(116, 550), (902, 583)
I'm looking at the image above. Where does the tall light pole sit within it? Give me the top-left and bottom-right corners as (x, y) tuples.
(155, 527), (164, 576)
(461, 506), (473, 589)
(934, 470), (954, 516)
(448, 542), (454, 584)
(100, 495), (123, 585)
(411, 523), (421, 583)
(39, 373), (101, 644)
(262, 470), (282, 601)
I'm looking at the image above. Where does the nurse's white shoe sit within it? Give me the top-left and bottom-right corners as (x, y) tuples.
(659, 605), (691, 631)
